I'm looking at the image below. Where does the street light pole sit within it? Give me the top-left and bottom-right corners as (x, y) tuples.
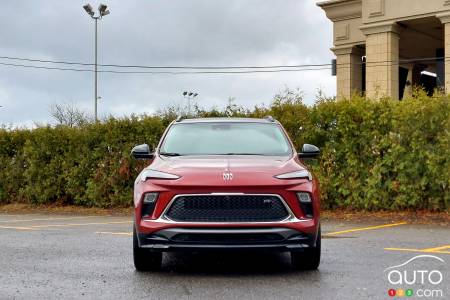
(188, 92), (193, 116)
(183, 91), (198, 116)
(94, 17), (98, 121)
(83, 3), (110, 122)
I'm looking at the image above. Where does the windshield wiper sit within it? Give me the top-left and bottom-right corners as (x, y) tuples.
(223, 153), (262, 155)
(159, 152), (183, 157)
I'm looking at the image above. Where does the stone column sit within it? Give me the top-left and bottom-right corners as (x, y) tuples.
(437, 14), (450, 94)
(402, 64), (413, 99)
(436, 48), (445, 91)
(361, 22), (400, 99)
(333, 46), (364, 99)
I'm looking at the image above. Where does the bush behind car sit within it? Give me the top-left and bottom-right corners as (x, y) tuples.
(0, 90), (448, 210)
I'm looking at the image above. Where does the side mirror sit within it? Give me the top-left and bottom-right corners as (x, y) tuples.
(298, 144), (320, 159)
(131, 144), (154, 159)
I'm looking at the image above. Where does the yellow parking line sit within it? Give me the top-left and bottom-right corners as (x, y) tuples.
(325, 222), (407, 236)
(96, 231), (133, 236)
(0, 216), (97, 223)
(0, 225), (36, 230)
(384, 247), (450, 254)
(421, 245), (450, 252)
(0, 220), (131, 231)
(30, 221), (132, 228)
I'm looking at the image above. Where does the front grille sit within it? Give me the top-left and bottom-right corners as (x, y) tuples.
(164, 194), (290, 222)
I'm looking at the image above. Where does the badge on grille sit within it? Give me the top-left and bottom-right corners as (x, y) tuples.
(222, 171), (233, 181)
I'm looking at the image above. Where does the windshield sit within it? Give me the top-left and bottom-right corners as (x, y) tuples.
(160, 122), (292, 156)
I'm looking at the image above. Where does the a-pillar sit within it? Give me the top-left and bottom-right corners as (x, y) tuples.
(361, 22), (400, 99)
(332, 46), (364, 99)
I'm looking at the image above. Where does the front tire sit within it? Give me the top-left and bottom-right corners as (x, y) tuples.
(133, 225), (162, 271)
(291, 226), (321, 270)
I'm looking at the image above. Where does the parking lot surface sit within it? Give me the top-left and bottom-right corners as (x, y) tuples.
(0, 213), (449, 299)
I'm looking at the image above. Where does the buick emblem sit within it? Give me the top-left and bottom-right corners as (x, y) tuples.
(222, 171), (233, 181)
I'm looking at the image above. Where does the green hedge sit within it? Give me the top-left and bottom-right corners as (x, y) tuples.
(0, 91), (449, 210)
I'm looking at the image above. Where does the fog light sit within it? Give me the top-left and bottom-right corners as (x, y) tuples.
(142, 193), (158, 218)
(143, 193), (158, 204)
(297, 192), (311, 203)
(297, 192), (313, 218)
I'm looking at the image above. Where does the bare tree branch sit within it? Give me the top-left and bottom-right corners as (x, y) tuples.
(49, 102), (91, 127)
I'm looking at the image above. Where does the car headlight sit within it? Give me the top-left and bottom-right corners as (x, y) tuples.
(140, 169), (181, 181)
(275, 170), (312, 181)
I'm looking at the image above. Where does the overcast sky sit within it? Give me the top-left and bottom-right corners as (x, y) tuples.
(0, 0), (334, 126)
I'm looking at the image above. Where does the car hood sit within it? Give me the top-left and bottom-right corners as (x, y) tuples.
(154, 155), (302, 172)
(145, 155), (307, 187)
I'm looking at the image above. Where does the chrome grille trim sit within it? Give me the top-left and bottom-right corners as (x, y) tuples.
(149, 193), (308, 224)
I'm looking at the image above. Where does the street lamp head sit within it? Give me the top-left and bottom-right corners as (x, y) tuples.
(83, 4), (94, 16)
(98, 4), (108, 15)
(188, 92), (193, 97)
(193, 93), (198, 97)
(183, 91), (188, 96)
(101, 9), (110, 16)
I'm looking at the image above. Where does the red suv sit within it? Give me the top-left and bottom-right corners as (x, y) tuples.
(131, 117), (321, 271)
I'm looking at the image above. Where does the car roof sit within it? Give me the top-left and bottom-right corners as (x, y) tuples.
(175, 117), (277, 124)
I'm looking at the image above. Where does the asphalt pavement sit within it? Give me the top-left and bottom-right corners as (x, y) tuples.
(0, 213), (449, 300)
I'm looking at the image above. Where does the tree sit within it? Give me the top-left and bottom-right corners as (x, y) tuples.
(49, 102), (91, 127)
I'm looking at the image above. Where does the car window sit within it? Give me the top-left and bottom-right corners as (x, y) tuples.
(160, 122), (292, 156)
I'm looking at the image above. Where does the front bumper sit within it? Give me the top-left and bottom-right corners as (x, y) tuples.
(137, 227), (318, 252)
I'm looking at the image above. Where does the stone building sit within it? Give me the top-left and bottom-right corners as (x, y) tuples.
(318, 0), (450, 99)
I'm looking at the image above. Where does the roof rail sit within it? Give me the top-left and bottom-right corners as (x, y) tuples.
(175, 115), (184, 122)
(264, 115), (275, 122)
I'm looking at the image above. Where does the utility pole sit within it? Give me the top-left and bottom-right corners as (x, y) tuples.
(83, 3), (110, 122)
